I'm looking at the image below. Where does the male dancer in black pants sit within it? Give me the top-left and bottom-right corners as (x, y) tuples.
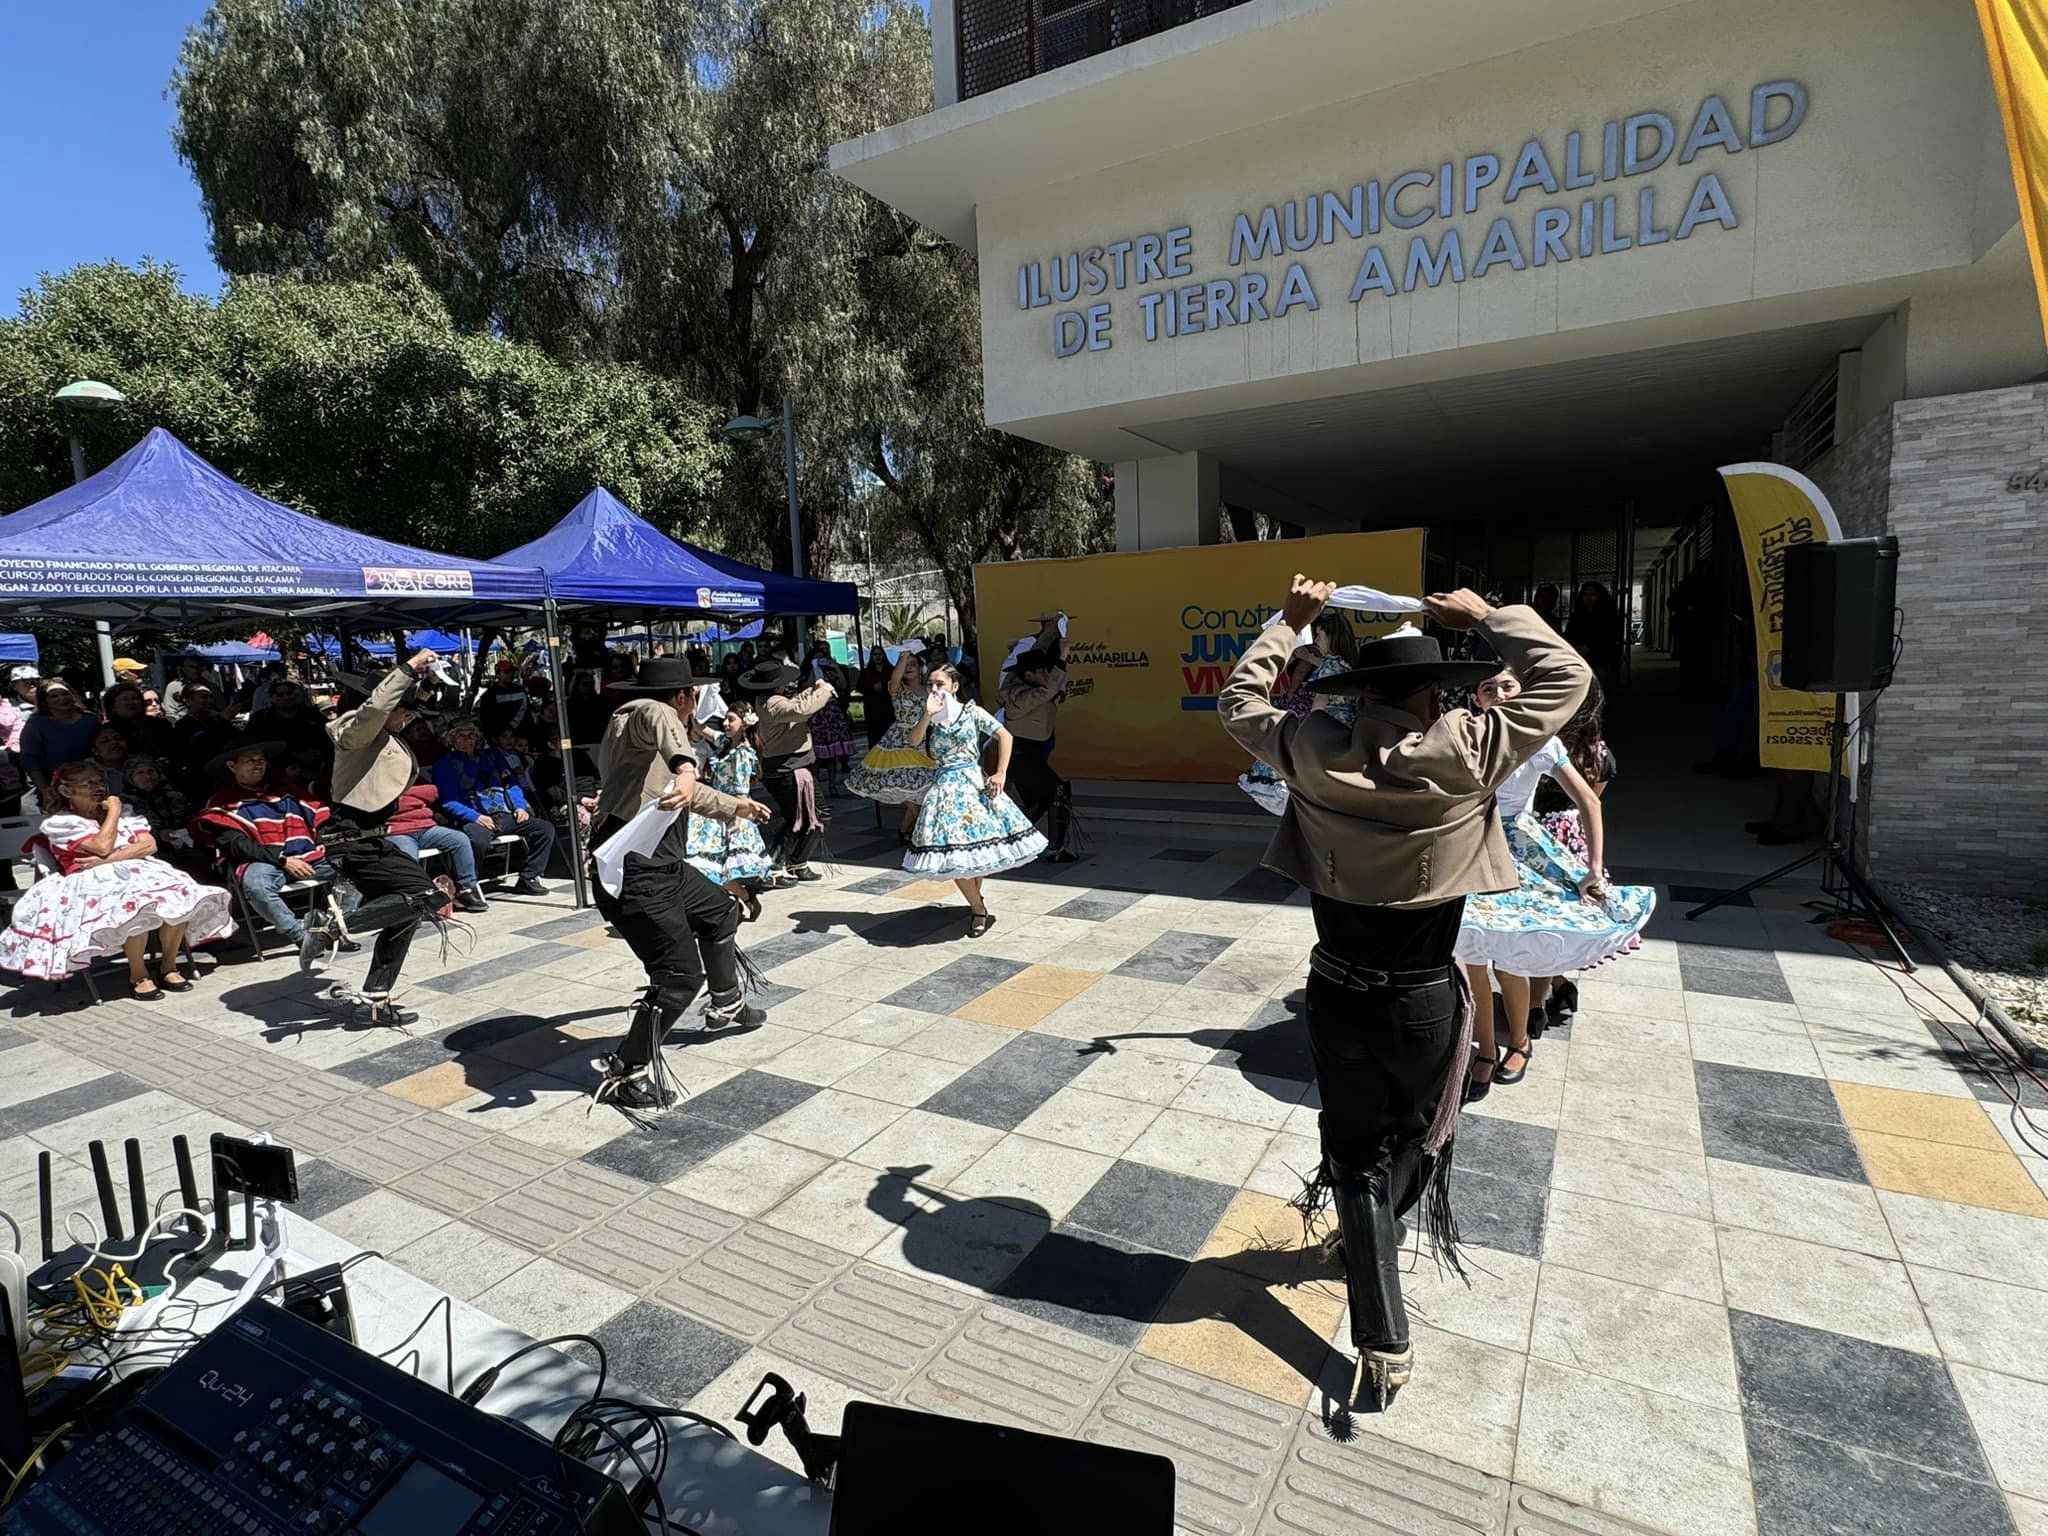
(588, 657), (773, 1115)
(739, 656), (834, 885)
(998, 613), (1077, 862)
(1221, 578), (1587, 1410)
(296, 650), (457, 1026)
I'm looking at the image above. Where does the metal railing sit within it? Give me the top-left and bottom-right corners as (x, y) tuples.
(957, 0), (1258, 100)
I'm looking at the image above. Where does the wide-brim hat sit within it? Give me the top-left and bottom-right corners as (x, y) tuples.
(737, 659), (800, 692)
(203, 737), (287, 780)
(1302, 630), (1500, 698)
(330, 667), (441, 717)
(613, 656), (700, 695)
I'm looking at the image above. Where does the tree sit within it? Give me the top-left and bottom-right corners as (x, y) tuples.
(0, 261), (726, 556)
(171, 0), (1112, 638)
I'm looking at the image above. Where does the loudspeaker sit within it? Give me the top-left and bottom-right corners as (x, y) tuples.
(1780, 536), (1898, 692)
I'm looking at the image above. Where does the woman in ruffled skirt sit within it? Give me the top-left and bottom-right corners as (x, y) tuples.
(1530, 681), (1627, 1029)
(1239, 614), (1357, 814)
(845, 647), (938, 840)
(686, 708), (776, 921)
(903, 664), (1045, 937)
(804, 644), (859, 795)
(1456, 669), (1653, 1099)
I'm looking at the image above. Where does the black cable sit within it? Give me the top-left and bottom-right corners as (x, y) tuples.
(375, 1294), (455, 1394)
(562, 1410), (669, 1535)
(251, 1249), (384, 1302)
(458, 1333), (608, 1408)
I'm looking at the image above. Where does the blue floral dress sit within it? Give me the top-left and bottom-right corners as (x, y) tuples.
(686, 743), (774, 885)
(846, 690), (938, 805)
(1238, 653), (1359, 816)
(904, 702), (1048, 877)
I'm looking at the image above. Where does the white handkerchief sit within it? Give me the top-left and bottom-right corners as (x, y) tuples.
(936, 694), (964, 728)
(591, 795), (682, 897)
(693, 683), (725, 724)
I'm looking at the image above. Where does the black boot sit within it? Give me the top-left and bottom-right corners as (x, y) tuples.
(1328, 1153), (1413, 1412)
(1041, 783), (1079, 863)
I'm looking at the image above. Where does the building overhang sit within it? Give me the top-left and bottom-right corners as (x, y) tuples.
(829, 0), (1689, 250)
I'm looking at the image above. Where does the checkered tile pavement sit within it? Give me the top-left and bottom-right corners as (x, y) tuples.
(5, 822), (2047, 1536)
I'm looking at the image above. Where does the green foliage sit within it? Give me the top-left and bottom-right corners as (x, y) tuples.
(874, 602), (926, 645)
(0, 261), (725, 556)
(170, 0), (1112, 642)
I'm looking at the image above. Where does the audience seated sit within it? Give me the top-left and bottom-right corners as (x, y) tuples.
(88, 725), (132, 798)
(431, 716), (554, 896)
(19, 680), (100, 802)
(244, 677), (335, 790)
(102, 682), (177, 758)
(385, 780), (489, 912)
(195, 740), (352, 948)
(170, 684), (238, 797)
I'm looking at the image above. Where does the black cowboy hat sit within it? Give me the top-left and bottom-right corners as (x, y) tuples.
(329, 667), (442, 716)
(203, 737), (288, 780)
(737, 658), (801, 693)
(1302, 630), (1501, 699)
(613, 656), (700, 695)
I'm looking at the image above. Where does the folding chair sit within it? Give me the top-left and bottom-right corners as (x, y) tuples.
(229, 867), (342, 960)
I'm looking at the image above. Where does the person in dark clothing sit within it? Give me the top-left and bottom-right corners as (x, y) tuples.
(245, 678), (335, 791)
(1563, 581), (1623, 704)
(738, 657), (834, 883)
(196, 740), (361, 949)
(588, 657), (773, 1115)
(1221, 578), (1589, 1412)
(433, 716), (554, 895)
(169, 685), (239, 798)
(102, 683), (177, 760)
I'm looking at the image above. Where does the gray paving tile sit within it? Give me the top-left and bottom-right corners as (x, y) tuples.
(1731, 1311), (1993, 1481)
(767, 1262), (977, 1397)
(0, 1025), (32, 1052)
(516, 910), (608, 942)
(1213, 1011), (1315, 1083)
(552, 1189), (739, 1293)
(918, 1033), (1099, 1132)
(1453, 1167), (1549, 1259)
(1262, 1420), (1510, 1535)
(469, 1160), (650, 1254)
(287, 1092), (423, 1154)
(1082, 1355), (1293, 1536)
(0, 1073), (148, 1140)
(1678, 945), (1793, 1003)
(1114, 930), (1236, 985)
(844, 871), (918, 895)
(1226, 867), (1297, 903)
(1050, 890), (1145, 922)
(582, 1117), (743, 1183)
(881, 954), (1030, 1015)
(1695, 1061), (1845, 1124)
(1748, 1420), (2018, 1535)
(290, 1158), (377, 1222)
(1701, 1104), (1866, 1184)
(684, 1071), (820, 1133)
(744, 928), (846, 970)
(1502, 1485), (1676, 1535)
(418, 944), (582, 995)
(904, 1304), (1123, 1435)
(1456, 1114), (1558, 1183)
(389, 1135), (563, 1215)
(1153, 847), (1217, 862)
(328, 1032), (461, 1088)
(1065, 1159), (1238, 1258)
(657, 1223), (847, 1342)
(994, 1224), (1187, 1347)
(594, 1298), (750, 1405)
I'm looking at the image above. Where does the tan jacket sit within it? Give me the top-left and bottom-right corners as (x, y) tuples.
(1219, 605), (1590, 907)
(999, 666), (1066, 743)
(327, 666), (422, 815)
(593, 698), (741, 828)
(754, 681), (834, 760)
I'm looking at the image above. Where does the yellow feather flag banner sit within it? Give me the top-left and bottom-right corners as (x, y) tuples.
(1979, 0), (2048, 345)
(1719, 463), (1846, 774)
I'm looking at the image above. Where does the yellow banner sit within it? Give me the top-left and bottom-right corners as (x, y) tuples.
(1978, 0), (2048, 346)
(1719, 463), (1845, 772)
(973, 530), (1425, 782)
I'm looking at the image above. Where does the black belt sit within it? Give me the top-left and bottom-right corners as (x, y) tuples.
(1309, 946), (1454, 990)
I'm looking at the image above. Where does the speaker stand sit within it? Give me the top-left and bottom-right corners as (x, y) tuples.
(1685, 706), (1915, 971)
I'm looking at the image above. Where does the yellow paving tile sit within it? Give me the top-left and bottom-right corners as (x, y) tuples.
(1139, 1262), (1344, 1404)
(1832, 1083), (2005, 1151)
(558, 927), (616, 950)
(951, 986), (1061, 1029)
(1006, 964), (1103, 1001)
(1851, 1129), (2048, 1218)
(889, 880), (959, 903)
(1195, 1190), (1327, 1277)
(381, 1058), (518, 1110)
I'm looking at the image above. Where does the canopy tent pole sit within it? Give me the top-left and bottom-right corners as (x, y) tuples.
(541, 597), (590, 909)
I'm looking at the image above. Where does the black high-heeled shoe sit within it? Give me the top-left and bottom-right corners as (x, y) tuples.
(967, 911), (995, 938)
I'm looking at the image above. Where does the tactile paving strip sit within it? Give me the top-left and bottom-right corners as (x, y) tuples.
(768, 1263), (978, 1398)
(904, 1303), (1122, 1434)
(1259, 1421), (1509, 1534)
(287, 1092), (424, 1153)
(551, 1189), (740, 1293)
(1081, 1355), (1296, 1536)
(469, 1158), (650, 1253)
(1505, 1486), (1669, 1536)
(323, 1110), (488, 1183)
(657, 1222), (847, 1341)
(388, 1135), (564, 1214)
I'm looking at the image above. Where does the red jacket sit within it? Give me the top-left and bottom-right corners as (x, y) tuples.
(386, 783), (440, 837)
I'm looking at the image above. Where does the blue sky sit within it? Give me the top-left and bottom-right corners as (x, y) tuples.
(1, 3), (222, 308)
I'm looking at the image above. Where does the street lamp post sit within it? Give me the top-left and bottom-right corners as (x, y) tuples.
(54, 380), (127, 687)
(721, 397), (805, 647)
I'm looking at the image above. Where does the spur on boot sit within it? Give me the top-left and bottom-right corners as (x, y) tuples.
(1351, 1345), (1414, 1412)
(592, 1054), (677, 1114)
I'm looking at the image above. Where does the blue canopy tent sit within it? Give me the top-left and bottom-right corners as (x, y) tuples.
(0, 634), (36, 667)
(0, 430), (588, 901)
(0, 429), (549, 627)
(185, 640), (277, 666)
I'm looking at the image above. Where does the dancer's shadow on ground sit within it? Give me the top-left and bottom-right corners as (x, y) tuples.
(867, 1164), (1343, 1414)
(1072, 989), (1314, 1095)
(784, 906), (963, 948)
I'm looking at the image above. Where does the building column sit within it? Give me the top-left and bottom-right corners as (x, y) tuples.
(1114, 452), (1221, 551)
